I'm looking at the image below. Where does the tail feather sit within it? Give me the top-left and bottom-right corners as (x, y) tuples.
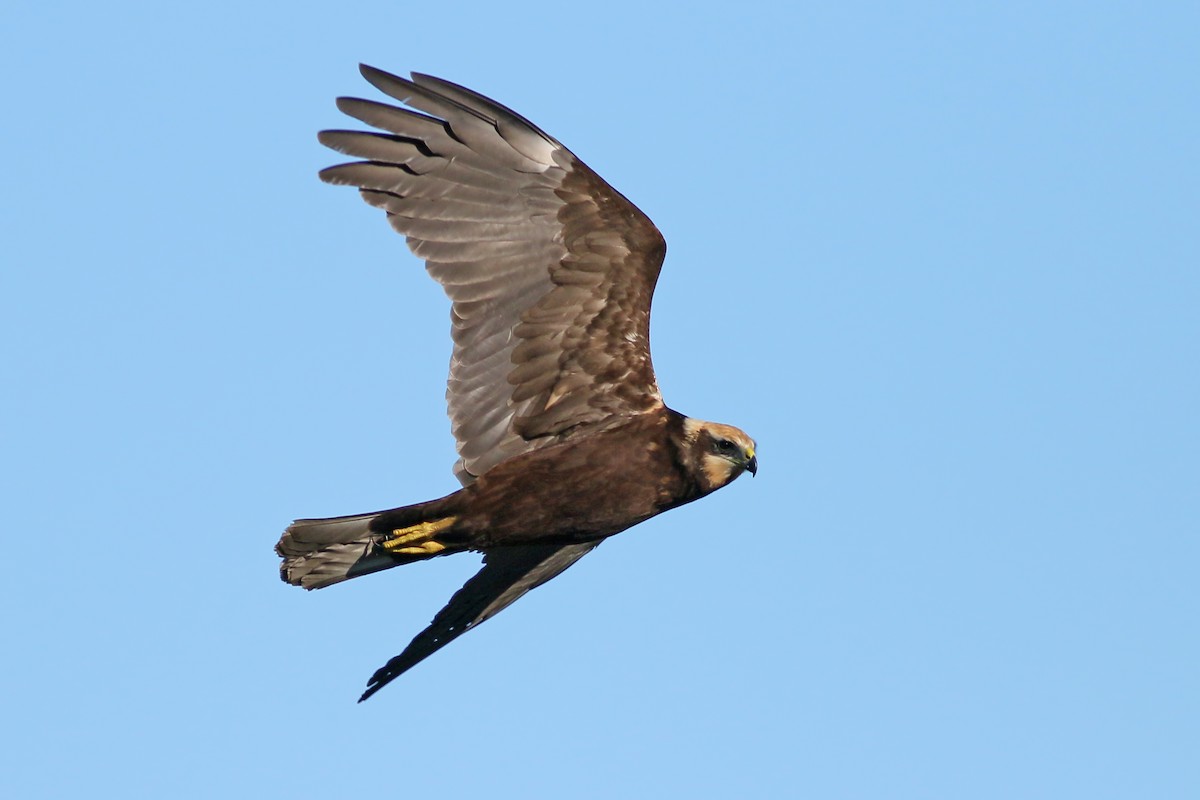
(277, 513), (388, 590)
(277, 495), (462, 590)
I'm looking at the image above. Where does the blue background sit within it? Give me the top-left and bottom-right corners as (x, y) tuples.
(4, 1), (1197, 797)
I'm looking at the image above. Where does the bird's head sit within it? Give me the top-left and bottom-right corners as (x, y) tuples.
(682, 418), (758, 493)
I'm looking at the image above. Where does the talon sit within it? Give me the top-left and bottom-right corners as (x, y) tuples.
(381, 516), (458, 552)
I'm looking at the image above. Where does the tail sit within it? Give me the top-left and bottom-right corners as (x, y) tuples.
(276, 493), (464, 590)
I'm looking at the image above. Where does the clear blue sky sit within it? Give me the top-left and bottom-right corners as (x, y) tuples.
(3, 2), (1197, 797)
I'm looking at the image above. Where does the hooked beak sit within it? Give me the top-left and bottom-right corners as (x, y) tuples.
(745, 454), (758, 477)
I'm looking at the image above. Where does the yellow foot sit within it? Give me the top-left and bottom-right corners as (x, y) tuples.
(381, 516), (458, 553)
(388, 540), (448, 556)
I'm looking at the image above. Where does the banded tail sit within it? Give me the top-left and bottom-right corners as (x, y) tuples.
(277, 493), (464, 590)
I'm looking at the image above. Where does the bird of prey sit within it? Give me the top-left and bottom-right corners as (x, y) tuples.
(277, 65), (757, 702)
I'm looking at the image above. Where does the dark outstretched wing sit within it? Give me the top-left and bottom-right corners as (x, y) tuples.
(319, 65), (667, 484)
(358, 542), (599, 702)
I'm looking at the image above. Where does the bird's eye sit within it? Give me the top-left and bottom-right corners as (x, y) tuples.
(715, 439), (739, 456)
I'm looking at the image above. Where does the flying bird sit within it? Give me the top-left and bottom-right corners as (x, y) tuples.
(277, 65), (757, 702)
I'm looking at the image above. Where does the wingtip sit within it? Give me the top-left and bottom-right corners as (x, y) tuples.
(316, 163), (354, 186)
(358, 63), (405, 92)
(357, 681), (382, 703)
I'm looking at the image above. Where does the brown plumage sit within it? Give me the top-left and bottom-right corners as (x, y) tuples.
(277, 65), (757, 702)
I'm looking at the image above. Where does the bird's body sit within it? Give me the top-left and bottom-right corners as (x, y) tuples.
(398, 410), (692, 550)
(277, 65), (756, 701)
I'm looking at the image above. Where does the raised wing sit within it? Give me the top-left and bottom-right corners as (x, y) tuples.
(358, 542), (599, 702)
(319, 65), (667, 485)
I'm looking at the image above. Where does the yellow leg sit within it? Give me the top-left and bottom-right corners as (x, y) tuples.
(381, 516), (458, 552)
